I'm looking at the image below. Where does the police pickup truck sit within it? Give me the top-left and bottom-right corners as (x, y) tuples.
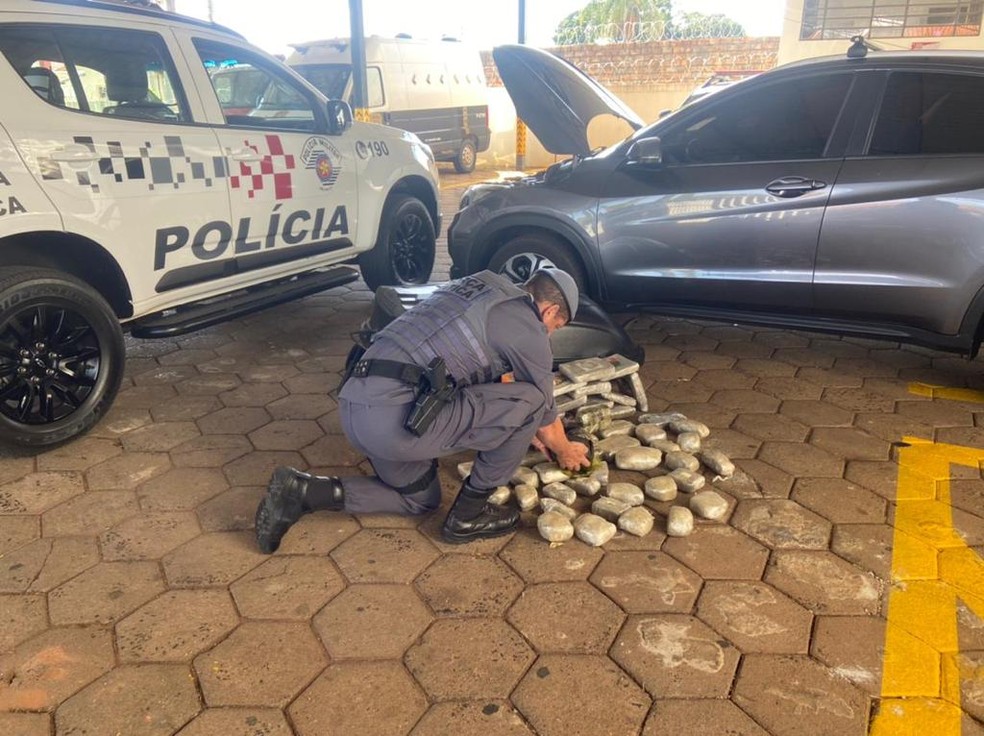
(0, 0), (441, 446)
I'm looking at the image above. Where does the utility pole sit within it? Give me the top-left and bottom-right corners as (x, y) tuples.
(515, 0), (527, 171)
(349, 0), (369, 121)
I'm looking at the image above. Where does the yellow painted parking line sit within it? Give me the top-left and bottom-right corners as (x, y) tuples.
(872, 438), (984, 735)
(908, 382), (984, 404)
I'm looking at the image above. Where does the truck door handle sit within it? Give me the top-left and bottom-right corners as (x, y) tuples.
(765, 177), (827, 198)
(49, 146), (98, 163)
(227, 148), (263, 163)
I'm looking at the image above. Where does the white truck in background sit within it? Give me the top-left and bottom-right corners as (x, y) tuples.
(287, 36), (492, 173)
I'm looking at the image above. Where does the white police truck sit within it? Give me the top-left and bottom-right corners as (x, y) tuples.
(0, 0), (441, 446)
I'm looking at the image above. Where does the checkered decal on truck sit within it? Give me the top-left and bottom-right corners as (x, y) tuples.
(37, 135), (228, 193)
(229, 134), (295, 200)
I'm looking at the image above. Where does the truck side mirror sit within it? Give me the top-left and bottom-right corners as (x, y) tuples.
(327, 99), (353, 134)
(626, 136), (663, 167)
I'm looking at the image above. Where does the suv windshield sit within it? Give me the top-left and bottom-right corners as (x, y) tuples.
(293, 63), (350, 100)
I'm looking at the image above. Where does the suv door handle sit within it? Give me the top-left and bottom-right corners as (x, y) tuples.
(49, 146), (98, 163)
(227, 148), (263, 163)
(765, 177), (827, 198)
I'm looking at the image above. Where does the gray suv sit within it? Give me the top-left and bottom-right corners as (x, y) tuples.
(448, 44), (984, 357)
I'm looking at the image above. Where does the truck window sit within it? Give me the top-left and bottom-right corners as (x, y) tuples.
(195, 40), (318, 131)
(294, 64), (384, 108)
(0, 24), (188, 122)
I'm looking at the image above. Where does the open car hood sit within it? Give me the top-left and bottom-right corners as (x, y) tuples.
(492, 44), (643, 157)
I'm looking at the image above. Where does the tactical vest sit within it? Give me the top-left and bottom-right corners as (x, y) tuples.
(372, 271), (530, 387)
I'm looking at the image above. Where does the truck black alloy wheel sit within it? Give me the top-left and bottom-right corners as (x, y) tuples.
(0, 268), (124, 447)
(360, 195), (436, 290)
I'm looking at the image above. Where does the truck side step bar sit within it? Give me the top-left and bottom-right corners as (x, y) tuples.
(130, 266), (360, 339)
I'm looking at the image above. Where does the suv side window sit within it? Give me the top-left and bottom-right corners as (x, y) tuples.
(195, 39), (318, 131)
(0, 25), (188, 122)
(869, 71), (984, 156)
(659, 73), (853, 165)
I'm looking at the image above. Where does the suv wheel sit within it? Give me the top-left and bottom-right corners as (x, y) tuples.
(0, 267), (124, 447)
(487, 233), (587, 291)
(359, 195), (436, 291)
(453, 139), (477, 174)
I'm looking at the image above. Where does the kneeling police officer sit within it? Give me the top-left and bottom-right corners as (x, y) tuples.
(254, 268), (591, 551)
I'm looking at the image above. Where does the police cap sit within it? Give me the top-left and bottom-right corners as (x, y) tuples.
(538, 267), (579, 319)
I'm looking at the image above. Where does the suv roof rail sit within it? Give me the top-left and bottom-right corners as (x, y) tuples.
(33, 0), (244, 38)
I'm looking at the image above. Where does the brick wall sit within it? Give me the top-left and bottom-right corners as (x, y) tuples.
(482, 37), (779, 89)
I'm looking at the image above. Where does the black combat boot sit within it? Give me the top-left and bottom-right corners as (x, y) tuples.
(440, 478), (519, 544)
(255, 467), (344, 553)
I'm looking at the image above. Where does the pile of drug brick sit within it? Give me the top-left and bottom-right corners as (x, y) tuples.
(458, 354), (737, 547)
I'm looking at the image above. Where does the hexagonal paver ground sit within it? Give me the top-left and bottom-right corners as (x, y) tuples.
(99, 511), (201, 560)
(0, 713), (50, 736)
(230, 555), (344, 619)
(0, 516), (39, 556)
(313, 584), (432, 659)
(276, 513), (361, 555)
(0, 593), (47, 652)
(54, 664), (200, 736)
(0, 471), (85, 514)
(116, 590), (239, 662)
(642, 699), (770, 735)
(791, 478), (888, 524)
(0, 537), (99, 594)
(194, 621), (325, 707)
(507, 582), (625, 654)
(330, 528), (439, 584)
(84, 452), (171, 490)
(41, 490), (138, 537)
(662, 524), (770, 580)
(734, 654), (870, 736)
(958, 651), (984, 723)
(174, 707), (293, 736)
(765, 550), (884, 616)
(35, 437), (121, 471)
(512, 654), (650, 736)
(289, 661), (427, 736)
(0, 626), (114, 711)
(831, 523), (895, 580)
(416, 554), (524, 616)
(137, 467), (229, 511)
(499, 529), (604, 583)
(48, 561), (165, 625)
(731, 499), (832, 549)
(163, 532), (267, 588)
(405, 618), (534, 700)
(697, 581), (813, 654)
(589, 551), (702, 614)
(410, 701), (534, 736)
(810, 615), (887, 695)
(611, 614), (741, 697)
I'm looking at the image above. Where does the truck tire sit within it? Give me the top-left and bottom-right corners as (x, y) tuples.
(0, 267), (124, 447)
(359, 195), (436, 291)
(453, 139), (477, 174)
(487, 233), (588, 292)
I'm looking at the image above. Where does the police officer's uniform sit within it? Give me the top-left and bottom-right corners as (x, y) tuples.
(337, 270), (558, 512)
